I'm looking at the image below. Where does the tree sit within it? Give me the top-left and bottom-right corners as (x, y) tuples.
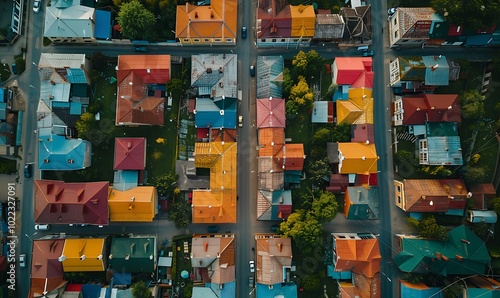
(460, 90), (485, 119)
(289, 76), (314, 109)
(307, 158), (333, 187)
(418, 165), (452, 177)
(312, 127), (331, 147)
(310, 190), (338, 223)
(291, 50), (323, 79)
(153, 173), (178, 197)
(166, 78), (183, 100)
(406, 216), (448, 241)
(131, 281), (151, 298)
(75, 112), (96, 139)
(285, 100), (299, 117)
(281, 68), (294, 99)
(331, 123), (351, 142)
(464, 165), (488, 184)
(117, 0), (157, 41)
(394, 150), (415, 164)
(168, 198), (192, 228)
(302, 274), (322, 291)
(280, 210), (323, 254)
(469, 222), (489, 239)
(431, 0), (500, 29)
(401, 272), (424, 283)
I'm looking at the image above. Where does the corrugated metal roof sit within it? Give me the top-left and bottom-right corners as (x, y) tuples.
(257, 56), (284, 99)
(94, 10), (111, 39)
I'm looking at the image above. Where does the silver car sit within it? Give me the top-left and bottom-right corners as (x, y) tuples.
(33, 0), (41, 13)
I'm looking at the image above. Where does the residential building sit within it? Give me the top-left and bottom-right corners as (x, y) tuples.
(394, 225), (491, 275)
(351, 124), (374, 144)
(394, 179), (468, 214)
(191, 54), (238, 98)
(312, 101), (334, 123)
(30, 239), (67, 298)
(387, 7), (443, 48)
(289, 4), (316, 42)
(313, 13), (345, 42)
(393, 94), (460, 126)
(194, 97), (238, 129)
(389, 55), (450, 87)
(344, 186), (379, 220)
(329, 233), (381, 298)
(60, 237), (107, 272)
(336, 88), (373, 125)
(115, 55), (171, 126)
(44, 0), (96, 43)
(109, 236), (157, 273)
(332, 57), (373, 87)
(256, 96), (286, 129)
(108, 186), (158, 222)
(469, 183), (496, 210)
(191, 234), (235, 296)
(114, 137), (147, 170)
(257, 189), (292, 220)
(254, 235), (296, 297)
(337, 142), (379, 175)
(176, 0), (238, 45)
(415, 122), (463, 166)
(465, 210), (498, 224)
(38, 134), (92, 170)
(256, 56), (284, 99)
(462, 276), (500, 297)
(400, 281), (442, 298)
(339, 6), (372, 46)
(0, 89), (22, 156)
(34, 180), (109, 226)
(192, 141), (237, 223)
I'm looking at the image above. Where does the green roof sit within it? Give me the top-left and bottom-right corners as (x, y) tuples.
(394, 225), (490, 276)
(109, 237), (156, 273)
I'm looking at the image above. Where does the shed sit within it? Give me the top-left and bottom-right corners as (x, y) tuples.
(466, 210), (497, 224)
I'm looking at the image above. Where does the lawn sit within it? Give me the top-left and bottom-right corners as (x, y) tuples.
(0, 63), (11, 82)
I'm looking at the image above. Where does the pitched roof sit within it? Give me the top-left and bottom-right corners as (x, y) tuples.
(257, 189), (292, 220)
(400, 281), (442, 298)
(314, 14), (345, 39)
(394, 225), (491, 276)
(30, 277), (67, 298)
(470, 183), (496, 210)
(61, 238), (106, 272)
(344, 186), (379, 220)
(289, 4), (316, 37)
(109, 237), (156, 273)
(312, 101), (334, 123)
(256, 56), (284, 99)
(192, 142), (237, 223)
(337, 88), (373, 125)
(398, 56), (450, 86)
(256, 0), (292, 39)
(195, 97), (238, 129)
(255, 236), (292, 285)
(351, 124), (374, 143)
(400, 96), (428, 125)
(191, 54), (238, 98)
(333, 233), (381, 278)
(108, 186), (157, 222)
(395, 7), (436, 39)
(333, 57), (373, 86)
(339, 6), (372, 43)
(38, 134), (91, 170)
(176, 0), (237, 39)
(34, 180), (109, 225)
(423, 94), (461, 122)
(258, 157), (285, 190)
(44, 0), (95, 38)
(191, 235), (235, 284)
(424, 122), (463, 166)
(256, 97), (286, 128)
(114, 138), (146, 170)
(338, 143), (378, 174)
(31, 240), (65, 279)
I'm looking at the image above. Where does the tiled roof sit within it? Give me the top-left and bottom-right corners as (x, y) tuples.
(34, 180), (109, 225)
(114, 138), (146, 170)
(398, 56), (449, 86)
(257, 189), (292, 220)
(290, 4), (316, 37)
(256, 0), (292, 39)
(191, 54), (238, 98)
(30, 277), (67, 298)
(191, 235), (235, 284)
(61, 238), (106, 272)
(333, 234), (381, 277)
(396, 7), (435, 39)
(337, 88), (373, 125)
(400, 96), (428, 125)
(351, 124), (374, 143)
(338, 143), (378, 174)
(424, 94), (461, 122)
(108, 186), (157, 222)
(31, 240), (65, 279)
(314, 14), (344, 39)
(255, 236), (292, 285)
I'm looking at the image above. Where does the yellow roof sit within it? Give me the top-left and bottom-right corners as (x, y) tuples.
(338, 143), (379, 174)
(336, 88), (373, 125)
(193, 141), (237, 223)
(176, 0), (237, 39)
(290, 5), (316, 37)
(61, 238), (106, 272)
(108, 186), (157, 222)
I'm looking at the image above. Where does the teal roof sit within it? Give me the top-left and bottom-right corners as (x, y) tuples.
(426, 123), (463, 166)
(284, 170), (302, 184)
(400, 282), (442, 298)
(0, 123), (13, 145)
(38, 134), (90, 170)
(256, 282), (297, 298)
(394, 225), (490, 276)
(398, 56), (449, 86)
(346, 186), (379, 220)
(109, 237), (156, 273)
(195, 97), (237, 128)
(70, 102), (82, 115)
(66, 68), (87, 84)
(327, 265), (352, 279)
(256, 56), (284, 99)
(192, 282), (236, 298)
(467, 288), (500, 298)
(0, 102), (6, 120)
(16, 111), (23, 146)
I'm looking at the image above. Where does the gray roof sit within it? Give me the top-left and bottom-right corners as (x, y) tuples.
(256, 56), (284, 99)
(314, 14), (345, 39)
(44, 0), (95, 38)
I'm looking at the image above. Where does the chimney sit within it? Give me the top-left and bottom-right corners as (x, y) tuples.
(58, 255), (66, 262)
(204, 242), (208, 252)
(277, 242), (283, 252)
(456, 184), (464, 193)
(461, 239), (470, 244)
(80, 255), (86, 261)
(109, 254), (113, 259)
(431, 64), (439, 71)
(443, 184), (451, 193)
(97, 254), (103, 260)
(131, 197), (135, 202)
(456, 254), (464, 261)
(125, 254), (130, 260)
(436, 252), (442, 260)
(362, 156), (366, 160)
(448, 106), (452, 110)
(442, 255), (449, 261)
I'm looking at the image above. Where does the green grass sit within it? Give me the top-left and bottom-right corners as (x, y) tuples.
(0, 63), (11, 82)
(14, 53), (25, 75)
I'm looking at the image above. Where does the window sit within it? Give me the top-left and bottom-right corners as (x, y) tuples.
(225, 38), (232, 42)
(272, 39), (276, 42)
(293, 38), (299, 42)
(193, 38), (200, 42)
(393, 18), (397, 26)
(261, 39), (266, 42)
(402, 39), (408, 42)
(397, 196), (401, 204)
(281, 39), (285, 42)
(214, 38), (221, 42)
(397, 185), (401, 192)
(183, 38), (189, 42)
(394, 30), (399, 39)
(204, 38), (210, 42)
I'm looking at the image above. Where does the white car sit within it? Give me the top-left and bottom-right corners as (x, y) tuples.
(35, 224), (50, 230)
(238, 116), (243, 128)
(249, 260), (255, 273)
(33, 0), (41, 13)
(19, 254), (26, 268)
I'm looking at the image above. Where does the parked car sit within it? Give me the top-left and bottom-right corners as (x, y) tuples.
(363, 51), (374, 57)
(250, 65), (255, 77)
(249, 260), (255, 273)
(11, 63), (17, 75)
(270, 224), (279, 232)
(33, 0), (41, 13)
(19, 254), (26, 268)
(388, 8), (397, 15)
(208, 225), (218, 233)
(24, 163), (32, 178)
(134, 47), (147, 52)
(35, 224), (50, 231)
(241, 26), (247, 39)
(238, 115), (243, 127)
(249, 276), (254, 288)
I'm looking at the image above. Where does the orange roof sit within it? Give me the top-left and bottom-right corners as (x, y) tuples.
(338, 143), (378, 174)
(259, 127), (285, 158)
(258, 128), (304, 171)
(255, 235), (292, 284)
(337, 88), (374, 125)
(108, 186), (158, 222)
(30, 277), (66, 298)
(290, 5), (316, 37)
(334, 236), (381, 277)
(284, 144), (305, 171)
(191, 235), (235, 284)
(192, 142), (237, 223)
(176, 0), (237, 39)
(61, 238), (106, 272)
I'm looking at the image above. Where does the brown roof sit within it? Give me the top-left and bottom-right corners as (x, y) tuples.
(256, 97), (286, 128)
(211, 128), (237, 142)
(31, 240), (65, 279)
(470, 183), (497, 210)
(351, 124), (374, 143)
(29, 277), (66, 298)
(258, 128), (305, 171)
(333, 235), (381, 278)
(114, 137), (146, 170)
(34, 180), (109, 225)
(255, 235), (292, 284)
(191, 235), (235, 284)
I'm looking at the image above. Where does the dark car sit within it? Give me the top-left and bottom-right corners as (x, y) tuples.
(24, 163), (32, 178)
(249, 276), (254, 288)
(363, 51), (374, 57)
(250, 65), (255, 77)
(208, 225), (218, 233)
(134, 47), (147, 52)
(11, 63), (17, 75)
(241, 26), (247, 39)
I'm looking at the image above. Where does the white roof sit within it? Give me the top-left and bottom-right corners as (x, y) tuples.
(39, 53), (86, 68)
(44, 0), (95, 38)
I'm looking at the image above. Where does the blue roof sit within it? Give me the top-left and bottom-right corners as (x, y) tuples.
(113, 170), (139, 191)
(195, 97), (237, 128)
(284, 170), (302, 184)
(0, 123), (13, 145)
(81, 284), (102, 298)
(0, 102), (6, 120)
(400, 282), (442, 298)
(327, 265), (352, 279)
(38, 134), (90, 170)
(467, 288), (500, 298)
(66, 68), (88, 84)
(0, 88), (5, 102)
(113, 272), (132, 285)
(466, 34), (493, 46)
(192, 282), (236, 298)
(333, 85), (349, 101)
(256, 283), (297, 298)
(422, 56), (449, 86)
(426, 122), (463, 165)
(70, 102), (82, 115)
(444, 208), (464, 216)
(52, 101), (70, 109)
(94, 10), (112, 40)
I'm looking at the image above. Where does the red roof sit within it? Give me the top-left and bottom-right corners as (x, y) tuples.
(114, 138), (146, 170)
(351, 124), (374, 143)
(65, 284), (83, 291)
(31, 240), (64, 279)
(34, 180), (110, 225)
(424, 94), (461, 123)
(256, 97), (286, 128)
(327, 174), (349, 194)
(402, 96), (428, 125)
(197, 128), (209, 140)
(334, 57), (373, 86)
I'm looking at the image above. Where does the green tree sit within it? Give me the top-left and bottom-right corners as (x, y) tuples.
(312, 127), (331, 147)
(431, 0), (500, 29)
(302, 274), (322, 291)
(469, 222), (489, 239)
(285, 100), (299, 117)
(131, 281), (151, 298)
(289, 76), (314, 109)
(291, 50), (309, 76)
(153, 173), (178, 197)
(310, 190), (338, 223)
(291, 50), (323, 79)
(166, 78), (184, 100)
(307, 158), (333, 187)
(492, 197), (500, 215)
(117, 0), (157, 41)
(280, 210), (323, 254)
(460, 90), (485, 119)
(281, 68), (294, 99)
(418, 165), (452, 177)
(464, 165), (488, 184)
(331, 123), (351, 142)
(168, 198), (192, 228)
(406, 216), (448, 241)
(394, 150), (414, 164)
(75, 112), (96, 138)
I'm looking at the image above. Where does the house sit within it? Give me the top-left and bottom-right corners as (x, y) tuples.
(34, 180), (109, 226)
(114, 137), (147, 170)
(191, 54), (238, 98)
(192, 141), (237, 223)
(94, 10), (112, 40)
(44, 0), (96, 43)
(469, 183), (496, 210)
(194, 97), (237, 129)
(258, 128), (305, 171)
(394, 225), (491, 276)
(394, 179), (468, 214)
(337, 142), (379, 174)
(462, 276), (500, 297)
(313, 13), (345, 41)
(344, 186), (379, 220)
(312, 101), (334, 123)
(60, 237), (107, 272)
(191, 234), (235, 296)
(387, 7), (444, 48)
(389, 56), (450, 87)
(115, 55), (171, 126)
(108, 186), (158, 222)
(466, 210), (498, 224)
(256, 283), (298, 298)
(176, 0), (238, 46)
(416, 122), (463, 166)
(30, 239), (67, 298)
(332, 57), (373, 87)
(351, 124), (374, 143)
(109, 236), (157, 273)
(257, 189), (292, 221)
(256, 97), (286, 129)
(400, 281), (442, 298)
(290, 4), (316, 41)
(329, 233), (381, 298)
(256, 56), (285, 99)
(393, 94), (461, 126)
(38, 134), (92, 170)
(336, 88), (373, 125)
(254, 235), (294, 287)
(339, 6), (372, 46)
